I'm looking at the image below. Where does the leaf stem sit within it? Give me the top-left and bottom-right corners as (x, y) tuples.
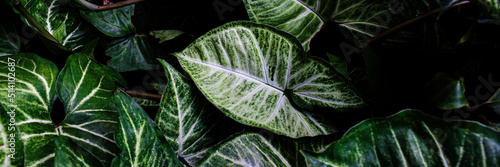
(369, 1), (470, 44)
(12, 0), (59, 43)
(76, 0), (144, 11)
(124, 90), (162, 101)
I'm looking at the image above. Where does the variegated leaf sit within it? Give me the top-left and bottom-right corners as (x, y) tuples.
(0, 103), (24, 166)
(21, 0), (93, 51)
(156, 59), (241, 165)
(0, 53), (59, 166)
(199, 132), (335, 166)
(112, 90), (183, 167)
(56, 53), (120, 166)
(242, 0), (389, 50)
(54, 136), (103, 167)
(302, 109), (500, 166)
(80, 5), (135, 38)
(174, 21), (364, 138)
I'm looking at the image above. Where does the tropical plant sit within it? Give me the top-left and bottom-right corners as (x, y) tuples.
(1, 0), (499, 166)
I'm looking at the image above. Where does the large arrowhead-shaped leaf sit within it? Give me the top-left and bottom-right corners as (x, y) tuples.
(0, 16), (20, 56)
(112, 90), (183, 167)
(242, 0), (389, 50)
(80, 5), (135, 37)
(174, 21), (363, 138)
(56, 53), (121, 165)
(198, 132), (335, 166)
(106, 35), (158, 72)
(156, 59), (241, 165)
(0, 53), (59, 166)
(21, 0), (93, 51)
(302, 109), (500, 166)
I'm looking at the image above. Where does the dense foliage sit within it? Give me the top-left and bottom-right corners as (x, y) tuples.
(1, 0), (499, 166)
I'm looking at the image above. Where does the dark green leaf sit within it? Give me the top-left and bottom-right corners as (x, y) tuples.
(80, 38), (99, 59)
(106, 35), (158, 72)
(21, 0), (94, 51)
(0, 53), (59, 166)
(56, 53), (121, 166)
(303, 109), (500, 166)
(327, 53), (349, 79)
(80, 5), (135, 37)
(54, 136), (103, 167)
(150, 30), (184, 43)
(156, 59), (241, 165)
(112, 90), (184, 167)
(175, 21), (364, 138)
(0, 16), (21, 56)
(424, 73), (468, 109)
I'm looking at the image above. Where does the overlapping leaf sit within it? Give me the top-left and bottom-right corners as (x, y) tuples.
(80, 5), (135, 37)
(199, 132), (335, 166)
(56, 53), (121, 166)
(112, 90), (183, 167)
(106, 35), (158, 72)
(174, 21), (364, 138)
(21, 0), (93, 51)
(302, 109), (500, 166)
(0, 53), (59, 166)
(242, 0), (389, 50)
(424, 73), (468, 109)
(156, 60), (241, 165)
(54, 136), (103, 167)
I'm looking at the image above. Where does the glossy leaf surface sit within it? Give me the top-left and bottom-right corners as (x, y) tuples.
(106, 35), (158, 72)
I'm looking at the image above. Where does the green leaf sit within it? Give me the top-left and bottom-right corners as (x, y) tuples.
(174, 21), (364, 138)
(242, 0), (388, 50)
(424, 73), (468, 110)
(150, 30), (184, 43)
(106, 35), (158, 72)
(56, 53), (121, 166)
(112, 90), (184, 167)
(21, 0), (94, 51)
(80, 38), (99, 59)
(302, 109), (500, 166)
(0, 16), (21, 56)
(327, 53), (349, 79)
(156, 59), (241, 165)
(198, 132), (335, 166)
(0, 53), (59, 166)
(0, 103), (24, 166)
(80, 5), (135, 37)
(54, 136), (103, 167)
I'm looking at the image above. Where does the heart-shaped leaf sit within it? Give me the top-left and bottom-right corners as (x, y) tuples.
(174, 21), (364, 138)
(112, 90), (183, 167)
(106, 35), (158, 72)
(156, 59), (241, 165)
(302, 109), (500, 166)
(56, 53), (121, 165)
(80, 5), (135, 38)
(0, 53), (59, 166)
(21, 0), (93, 51)
(242, 0), (389, 50)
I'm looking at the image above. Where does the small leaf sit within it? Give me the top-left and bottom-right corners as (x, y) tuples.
(80, 38), (100, 59)
(327, 53), (349, 79)
(150, 30), (184, 43)
(80, 5), (135, 37)
(156, 59), (241, 165)
(175, 21), (364, 138)
(302, 109), (500, 166)
(112, 90), (184, 167)
(106, 35), (159, 72)
(424, 73), (468, 109)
